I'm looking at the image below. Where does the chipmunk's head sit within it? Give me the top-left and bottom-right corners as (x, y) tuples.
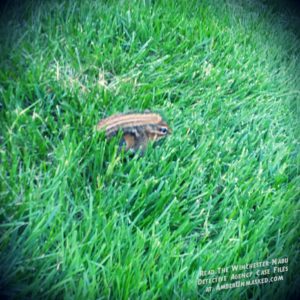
(146, 120), (172, 142)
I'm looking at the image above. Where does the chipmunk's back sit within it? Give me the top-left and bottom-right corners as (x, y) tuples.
(97, 112), (163, 136)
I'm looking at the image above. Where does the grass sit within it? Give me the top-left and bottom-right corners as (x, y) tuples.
(0, 0), (299, 299)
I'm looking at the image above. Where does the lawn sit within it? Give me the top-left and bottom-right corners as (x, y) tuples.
(0, 0), (299, 299)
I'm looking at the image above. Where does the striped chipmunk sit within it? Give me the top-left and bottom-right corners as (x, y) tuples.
(97, 111), (171, 153)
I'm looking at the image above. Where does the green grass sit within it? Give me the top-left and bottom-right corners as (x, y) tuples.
(0, 0), (299, 299)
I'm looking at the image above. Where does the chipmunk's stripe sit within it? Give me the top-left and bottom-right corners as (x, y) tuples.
(97, 113), (162, 133)
(97, 113), (162, 127)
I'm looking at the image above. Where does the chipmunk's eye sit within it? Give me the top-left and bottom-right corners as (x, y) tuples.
(159, 127), (168, 134)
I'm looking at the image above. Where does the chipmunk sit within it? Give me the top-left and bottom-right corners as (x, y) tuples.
(97, 111), (171, 153)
